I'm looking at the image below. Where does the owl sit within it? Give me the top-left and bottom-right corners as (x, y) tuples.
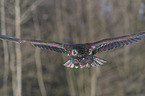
(0, 31), (145, 68)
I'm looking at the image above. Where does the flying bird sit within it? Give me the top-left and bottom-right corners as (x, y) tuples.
(0, 32), (145, 68)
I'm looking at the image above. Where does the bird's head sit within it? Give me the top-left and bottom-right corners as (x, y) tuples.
(68, 48), (93, 63)
(64, 44), (95, 68)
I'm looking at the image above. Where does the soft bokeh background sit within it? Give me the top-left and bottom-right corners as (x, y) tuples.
(0, 0), (145, 96)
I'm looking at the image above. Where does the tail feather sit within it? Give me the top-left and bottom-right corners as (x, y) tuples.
(94, 57), (107, 65)
(63, 60), (79, 68)
(63, 57), (107, 68)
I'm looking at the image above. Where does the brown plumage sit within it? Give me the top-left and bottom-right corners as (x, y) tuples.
(0, 31), (145, 68)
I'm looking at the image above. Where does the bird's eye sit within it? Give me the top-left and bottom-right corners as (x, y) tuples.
(71, 49), (78, 56)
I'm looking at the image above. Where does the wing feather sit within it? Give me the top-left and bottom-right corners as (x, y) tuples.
(0, 35), (67, 53)
(92, 31), (145, 53)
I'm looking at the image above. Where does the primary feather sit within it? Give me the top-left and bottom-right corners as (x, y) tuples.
(92, 31), (145, 53)
(0, 35), (67, 53)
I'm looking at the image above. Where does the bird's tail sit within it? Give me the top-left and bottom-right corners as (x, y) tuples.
(63, 57), (107, 68)
(63, 60), (77, 68)
(91, 56), (107, 67)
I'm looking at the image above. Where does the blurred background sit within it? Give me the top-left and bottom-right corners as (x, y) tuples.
(0, 0), (145, 96)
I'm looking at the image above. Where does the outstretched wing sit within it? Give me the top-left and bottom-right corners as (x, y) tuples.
(91, 31), (145, 54)
(0, 35), (67, 53)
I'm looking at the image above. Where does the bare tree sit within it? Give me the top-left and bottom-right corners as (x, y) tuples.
(33, 10), (47, 96)
(1, 0), (9, 96)
(9, 42), (16, 96)
(15, 0), (22, 96)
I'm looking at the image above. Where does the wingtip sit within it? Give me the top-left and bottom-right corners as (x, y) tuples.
(0, 35), (7, 40)
(0, 35), (21, 43)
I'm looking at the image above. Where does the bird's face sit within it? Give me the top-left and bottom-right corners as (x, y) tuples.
(64, 44), (106, 68)
(65, 45), (94, 68)
(68, 49), (94, 64)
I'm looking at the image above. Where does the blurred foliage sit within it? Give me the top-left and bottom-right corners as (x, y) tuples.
(0, 0), (145, 96)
